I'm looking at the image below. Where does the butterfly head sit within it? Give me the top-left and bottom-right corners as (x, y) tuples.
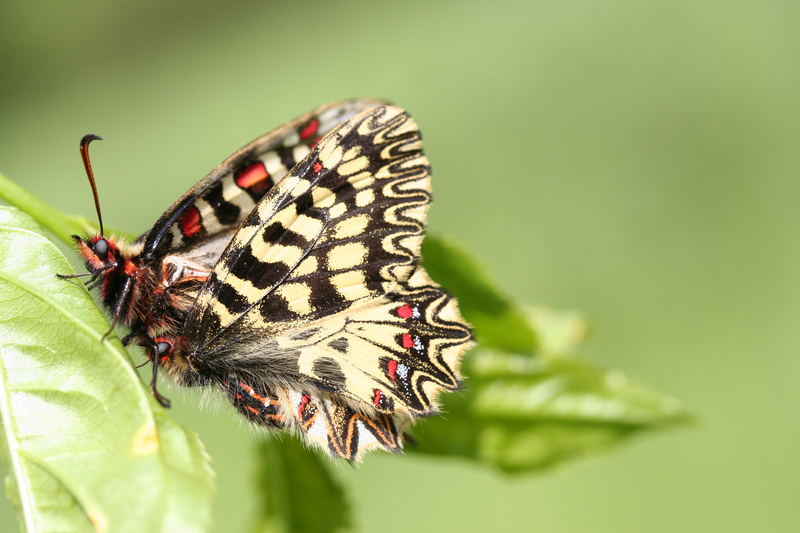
(72, 234), (123, 273)
(70, 134), (128, 274)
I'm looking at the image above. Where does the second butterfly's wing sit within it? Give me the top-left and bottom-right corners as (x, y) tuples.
(135, 99), (382, 268)
(183, 105), (472, 460)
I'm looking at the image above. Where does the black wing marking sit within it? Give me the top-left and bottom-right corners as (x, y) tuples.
(136, 99), (383, 265)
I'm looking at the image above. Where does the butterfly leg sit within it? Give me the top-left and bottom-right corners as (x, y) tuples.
(85, 275), (103, 290)
(120, 331), (137, 346)
(56, 263), (115, 281)
(149, 353), (171, 408)
(55, 271), (95, 279)
(102, 275), (134, 341)
(134, 333), (173, 408)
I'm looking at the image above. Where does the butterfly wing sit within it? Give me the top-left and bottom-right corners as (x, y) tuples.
(277, 386), (410, 460)
(183, 105), (472, 459)
(225, 378), (408, 460)
(213, 271), (468, 461)
(135, 99), (382, 267)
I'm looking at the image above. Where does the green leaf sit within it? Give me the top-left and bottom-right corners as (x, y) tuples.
(0, 207), (214, 533)
(411, 349), (688, 473)
(0, 173), (137, 245)
(526, 306), (589, 357)
(0, 173), (96, 245)
(422, 234), (538, 355)
(253, 436), (350, 533)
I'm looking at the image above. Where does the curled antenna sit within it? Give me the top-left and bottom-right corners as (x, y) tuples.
(80, 134), (105, 236)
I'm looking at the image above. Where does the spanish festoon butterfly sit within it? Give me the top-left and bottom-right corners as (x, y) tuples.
(64, 100), (473, 461)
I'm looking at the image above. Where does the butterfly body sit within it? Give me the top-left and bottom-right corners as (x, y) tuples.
(74, 237), (200, 331)
(70, 101), (473, 460)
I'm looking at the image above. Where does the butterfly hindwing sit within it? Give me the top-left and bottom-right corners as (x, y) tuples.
(136, 99), (382, 267)
(274, 268), (470, 416)
(207, 268), (470, 413)
(223, 379), (286, 428)
(223, 378), (407, 461)
(277, 387), (407, 461)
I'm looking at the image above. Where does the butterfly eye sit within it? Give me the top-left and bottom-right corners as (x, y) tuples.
(155, 341), (172, 356)
(93, 238), (109, 259)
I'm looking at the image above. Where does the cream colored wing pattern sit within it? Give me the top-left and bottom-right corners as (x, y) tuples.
(183, 105), (472, 459)
(185, 105), (433, 350)
(137, 99), (382, 264)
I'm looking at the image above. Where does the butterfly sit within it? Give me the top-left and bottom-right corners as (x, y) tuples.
(64, 100), (473, 461)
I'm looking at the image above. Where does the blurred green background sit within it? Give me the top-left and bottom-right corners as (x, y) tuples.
(2, 1), (799, 531)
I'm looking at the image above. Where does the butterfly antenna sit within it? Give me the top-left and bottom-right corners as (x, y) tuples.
(80, 134), (105, 236)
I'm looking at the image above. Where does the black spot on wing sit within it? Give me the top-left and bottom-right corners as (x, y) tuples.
(216, 283), (250, 315)
(227, 246), (290, 291)
(242, 208), (264, 228)
(307, 278), (347, 312)
(291, 327), (320, 341)
(316, 169), (343, 192)
(261, 221), (285, 245)
(295, 191), (314, 216)
(258, 292), (300, 322)
(328, 337), (349, 353)
(312, 357), (346, 391)
(277, 145), (296, 170)
(281, 229), (315, 250)
(202, 180), (241, 225)
(333, 178), (357, 205)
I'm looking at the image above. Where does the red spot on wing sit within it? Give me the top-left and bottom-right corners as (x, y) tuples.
(373, 389), (383, 407)
(235, 161), (272, 194)
(298, 394), (310, 417)
(387, 359), (398, 382)
(178, 206), (202, 238)
(312, 161), (324, 174)
(397, 305), (413, 319)
(401, 333), (414, 349)
(299, 118), (319, 140)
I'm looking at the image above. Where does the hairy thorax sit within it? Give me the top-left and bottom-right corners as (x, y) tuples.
(76, 235), (210, 378)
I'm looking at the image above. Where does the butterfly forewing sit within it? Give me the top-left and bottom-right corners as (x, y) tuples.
(183, 105), (473, 459)
(187, 105), (431, 347)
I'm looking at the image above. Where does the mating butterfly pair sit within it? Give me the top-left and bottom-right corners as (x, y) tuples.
(66, 100), (472, 461)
